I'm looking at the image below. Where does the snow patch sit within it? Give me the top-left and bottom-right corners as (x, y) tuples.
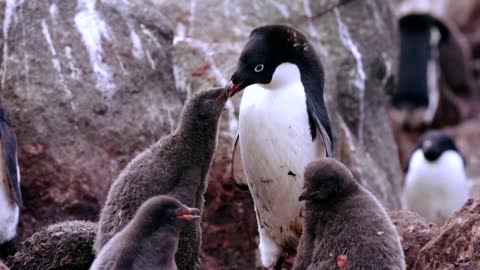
(268, 0), (290, 19)
(144, 49), (156, 70)
(188, 0), (197, 37)
(173, 23), (186, 45)
(252, 0), (260, 13)
(340, 119), (356, 152)
(64, 46), (82, 79)
(41, 20), (72, 98)
(74, 0), (116, 98)
(366, 0), (384, 32)
(303, 0), (318, 38)
(2, 0), (17, 89)
(223, 0), (231, 17)
(49, 3), (58, 19)
(127, 22), (144, 59)
(140, 24), (161, 47)
(41, 20), (61, 73)
(334, 8), (366, 144)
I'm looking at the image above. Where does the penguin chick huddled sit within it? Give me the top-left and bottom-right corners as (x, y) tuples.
(294, 158), (405, 270)
(91, 195), (200, 270)
(403, 131), (469, 225)
(94, 87), (227, 270)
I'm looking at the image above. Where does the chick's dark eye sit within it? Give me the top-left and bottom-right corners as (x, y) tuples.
(203, 99), (214, 111)
(198, 99), (214, 118)
(254, 64), (264, 72)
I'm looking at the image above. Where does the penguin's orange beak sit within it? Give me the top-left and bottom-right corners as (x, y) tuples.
(225, 80), (244, 97)
(177, 207), (201, 220)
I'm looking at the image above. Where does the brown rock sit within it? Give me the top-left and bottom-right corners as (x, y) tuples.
(6, 221), (96, 270)
(389, 210), (438, 270)
(413, 199), (480, 270)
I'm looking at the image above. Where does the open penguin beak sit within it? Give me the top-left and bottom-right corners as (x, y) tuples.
(177, 206), (201, 220)
(225, 80), (245, 97)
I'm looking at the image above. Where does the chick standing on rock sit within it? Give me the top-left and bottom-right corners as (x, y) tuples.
(94, 87), (227, 270)
(227, 25), (334, 269)
(404, 131), (469, 225)
(91, 195), (200, 270)
(294, 158), (405, 270)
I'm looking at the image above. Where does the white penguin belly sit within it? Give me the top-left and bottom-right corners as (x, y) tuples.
(239, 78), (325, 250)
(0, 175), (19, 244)
(404, 150), (469, 224)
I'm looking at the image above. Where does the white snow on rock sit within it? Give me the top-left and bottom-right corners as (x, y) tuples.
(74, 0), (117, 98)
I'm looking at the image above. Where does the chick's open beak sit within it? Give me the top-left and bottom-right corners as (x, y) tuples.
(177, 206), (201, 220)
(225, 80), (244, 97)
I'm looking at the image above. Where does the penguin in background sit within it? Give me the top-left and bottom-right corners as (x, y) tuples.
(403, 130), (469, 225)
(390, 14), (476, 131)
(91, 195), (200, 270)
(0, 100), (22, 246)
(226, 25), (334, 269)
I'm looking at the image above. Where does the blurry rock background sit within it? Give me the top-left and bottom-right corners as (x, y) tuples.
(0, 0), (183, 243)
(0, 0), (478, 269)
(413, 199), (480, 270)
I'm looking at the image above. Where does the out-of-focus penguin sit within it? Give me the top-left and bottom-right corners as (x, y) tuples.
(404, 131), (469, 224)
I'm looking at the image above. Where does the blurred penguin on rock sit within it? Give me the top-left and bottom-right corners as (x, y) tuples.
(404, 131), (469, 225)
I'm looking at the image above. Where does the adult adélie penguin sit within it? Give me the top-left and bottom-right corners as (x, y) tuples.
(226, 25), (334, 269)
(403, 131), (469, 225)
(0, 100), (22, 246)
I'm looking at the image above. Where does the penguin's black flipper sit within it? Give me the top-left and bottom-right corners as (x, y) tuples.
(0, 106), (22, 208)
(273, 256), (284, 270)
(231, 135), (249, 191)
(306, 100), (334, 158)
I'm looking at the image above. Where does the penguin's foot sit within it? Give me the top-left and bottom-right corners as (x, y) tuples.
(259, 232), (281, 268)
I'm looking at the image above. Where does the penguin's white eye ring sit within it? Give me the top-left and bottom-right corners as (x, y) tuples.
(254, 64), (264, 72)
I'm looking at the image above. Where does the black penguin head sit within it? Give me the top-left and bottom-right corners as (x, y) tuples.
(299, 158), (357, 202)
(226, 25), (311, 96)
(416, 131), (458, 162)
(134, 195), (200, 232)
(179, 87), (227, 130)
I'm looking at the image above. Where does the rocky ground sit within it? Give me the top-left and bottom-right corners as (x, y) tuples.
(0, 0), (479, 269)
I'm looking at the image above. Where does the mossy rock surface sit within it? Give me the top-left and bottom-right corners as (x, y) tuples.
(7, 221), (96, 270)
